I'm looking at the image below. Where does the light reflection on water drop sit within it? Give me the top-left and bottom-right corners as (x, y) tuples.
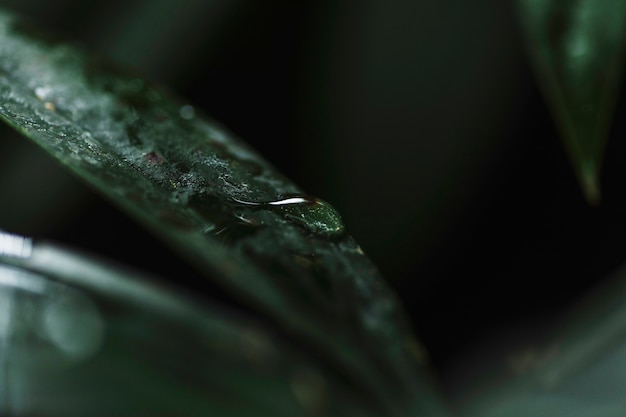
(265, 197), (309, 206)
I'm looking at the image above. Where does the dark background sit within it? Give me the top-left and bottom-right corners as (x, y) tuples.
(2, 0), (626, 393)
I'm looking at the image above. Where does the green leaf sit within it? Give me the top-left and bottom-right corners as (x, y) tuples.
(517, 0), (626, 204)
(0, 10), (447, 416)
(0, 230), (381, 416)
(456, 264), (626, 417)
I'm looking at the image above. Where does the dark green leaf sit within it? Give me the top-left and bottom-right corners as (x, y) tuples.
(517, 0), (626, 203)
(0, 230), (381, 417)
(0, 10), (447, 416)
(457, 263), (626, 417)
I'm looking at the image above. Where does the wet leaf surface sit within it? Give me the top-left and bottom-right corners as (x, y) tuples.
(0, 10), (447, 416)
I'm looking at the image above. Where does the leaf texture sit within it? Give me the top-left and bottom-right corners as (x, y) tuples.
(0, 10), (447, 416)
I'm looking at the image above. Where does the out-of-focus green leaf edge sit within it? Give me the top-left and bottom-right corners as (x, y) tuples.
(516, 0), (626, 204)
(0, 9), (448, 417)
(456, 262), (626, 417)
(0, 232), (380, 417)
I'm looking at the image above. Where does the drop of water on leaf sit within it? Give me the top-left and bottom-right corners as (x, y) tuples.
(233, 195), (345, 238)
(187, 193), (261, 243)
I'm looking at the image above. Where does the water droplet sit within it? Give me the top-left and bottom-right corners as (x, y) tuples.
(233, 195), (345, 238)
(179, 104), (195, 120)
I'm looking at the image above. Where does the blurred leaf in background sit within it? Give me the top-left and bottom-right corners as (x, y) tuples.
(517, 0), (626, 203)
(456, 261), (626, 416)
(0, 232), (383, 416)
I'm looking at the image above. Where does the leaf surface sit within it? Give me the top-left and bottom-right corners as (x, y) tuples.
(517, 0), (626, 203)
(0, 11), (446, 416)
(458, 263), (626, 417)
(0, 230), (381, 417)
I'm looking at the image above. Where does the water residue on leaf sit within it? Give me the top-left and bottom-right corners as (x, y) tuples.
(232, 196), (345, 238)
(185, 191), (346, 242)
(187, 193), (262, 242)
